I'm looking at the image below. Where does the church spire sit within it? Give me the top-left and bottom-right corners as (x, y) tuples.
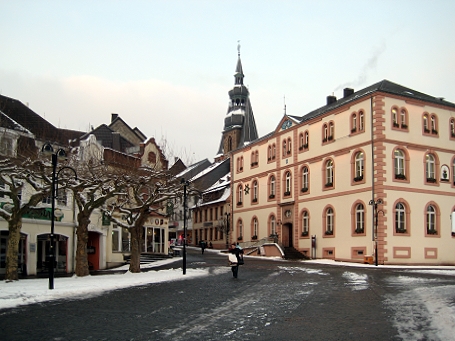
(216, 44), (258, 161)
(234, 41), (244, 85)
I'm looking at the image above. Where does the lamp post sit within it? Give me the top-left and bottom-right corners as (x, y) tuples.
(42, 143), (77, 289)
(368, 198), (383, 267)
(181, 178), (189, 275)
(225, 212), (230, 249)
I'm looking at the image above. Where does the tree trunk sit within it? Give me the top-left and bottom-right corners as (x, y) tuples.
(129, 225), (142, 273)
(5, 217), (22, 281)
(75, 211), (90, 277)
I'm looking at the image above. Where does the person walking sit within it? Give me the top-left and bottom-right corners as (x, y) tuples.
(228, 243), (241, 278)
(200, 240), (206, 254)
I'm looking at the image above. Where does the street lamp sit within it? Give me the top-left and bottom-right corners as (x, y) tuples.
(217, 210), (230, 249)
(42, 143), (77, 289)
(181, 178), (189, 275)
(368, 198), (383, 267)
(224, 212), (230, 249)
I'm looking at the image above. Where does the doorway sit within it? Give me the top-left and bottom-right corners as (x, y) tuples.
(282, 223), (293, 247)
(37, 234), (67, 273)
(143, 227), (165, 254)
(0, 231), (27, 275)
(87, 232), (100, 271)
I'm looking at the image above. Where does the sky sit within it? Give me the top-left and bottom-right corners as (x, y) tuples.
(1, 253), (455, 340)
(1, 1), (455, 164)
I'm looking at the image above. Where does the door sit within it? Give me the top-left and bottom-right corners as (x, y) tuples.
(282, 223), (293, 247)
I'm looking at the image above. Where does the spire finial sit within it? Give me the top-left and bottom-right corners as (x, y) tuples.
(284, 95), (287, 115)
(237, 40), (241, 57)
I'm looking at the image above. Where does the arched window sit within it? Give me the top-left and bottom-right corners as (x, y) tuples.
(453, 158), (455, 186)
(305, 131), (309, 147)
(237, 185), (243, 205)
(426, 154), (436, 182)
(301, 210), (309, 236)
(284, 171), (291, 195)
(252, 218), (258, 238)
(395, 202), (406, 233)
(394, 149), (405, 179)
(423, 114), (429, 132)
(269, 175), (276, 198)
(450, 118), (455, 138)
(392, 108), (398, 126)
(355, 204), (364, 234)
(354, 152), (364, 180)
(238, 219), (243, 239)
(430, 115), (437, 133)
(359, 111), (364, 131)
(270, 215), (276, 235)
(323, 124), (328, 141)
(252, 180), (258, 202)
(227, 136), (232, 152)
(302, 166), (309, 192)
(272, 144), (276, 159)
(426, 205), (437, 235)
(287, 138), (292, 155)
(268, 145), (272, 160)
(329, 122), (334, 140)
(400, 109), (407, 127)
(299, 133), (304, 149)
(325, 207), (334, 235)
(351, 113), (357, 132)
(325, 159), (333, 187)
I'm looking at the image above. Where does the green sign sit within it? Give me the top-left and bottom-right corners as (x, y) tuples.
(0, 202), (64, 221)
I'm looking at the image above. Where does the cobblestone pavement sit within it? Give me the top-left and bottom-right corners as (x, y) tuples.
(1, 249), (454, 341)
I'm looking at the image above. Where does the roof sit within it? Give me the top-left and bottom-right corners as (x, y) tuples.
(0, 94), (85, 145)
(79, 124), (136, 152)
(217, 54), (259, 155)
(0, 110), (33, 135)
(175, 158), (212, 180)
(300, 79), (455, 123)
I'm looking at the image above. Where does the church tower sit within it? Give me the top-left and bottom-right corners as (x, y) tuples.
(215, 44), (258, 161)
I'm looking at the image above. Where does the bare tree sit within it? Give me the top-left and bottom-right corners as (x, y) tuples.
(0, 158), (51, 281)
(104, 166), (182, 273)
(66, 162), (126, 277)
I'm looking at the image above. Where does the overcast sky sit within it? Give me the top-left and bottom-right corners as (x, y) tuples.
(1, 1), (454, 164)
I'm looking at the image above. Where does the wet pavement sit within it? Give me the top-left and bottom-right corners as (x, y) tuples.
(1, 248), (454, 340)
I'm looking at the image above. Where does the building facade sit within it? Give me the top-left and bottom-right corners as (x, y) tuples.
(231, 80), (455, 265)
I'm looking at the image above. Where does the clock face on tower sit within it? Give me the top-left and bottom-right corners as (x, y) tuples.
(281, 119), (292, 130)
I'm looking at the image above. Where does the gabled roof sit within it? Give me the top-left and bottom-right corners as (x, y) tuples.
(0, 94), (85, 145)
(188, 158), (230, 192)
(109, 114), (146, 144)
(175, 158), (212, 181)
(300, 79), (455, 124)
(168, 158), (187, 176)
(79, 124), (135, 152)
(0, 110), (33, 136)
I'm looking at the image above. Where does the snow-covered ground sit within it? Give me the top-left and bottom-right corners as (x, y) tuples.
(1, 254), (455, 340)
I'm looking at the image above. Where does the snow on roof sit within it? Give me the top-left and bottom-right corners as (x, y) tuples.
(0, 110), (34, 136)
(194, 187), (231, 209)
(203, 173), (231, 193)
(189, 160), (225, 182)
(175, 159), (210, 178)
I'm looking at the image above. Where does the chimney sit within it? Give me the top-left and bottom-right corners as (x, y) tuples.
(112, 132), (121, 151)
(111, 113), (118, 122)
(326, 95), (337, 105)
(343, 88), (354, 98)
